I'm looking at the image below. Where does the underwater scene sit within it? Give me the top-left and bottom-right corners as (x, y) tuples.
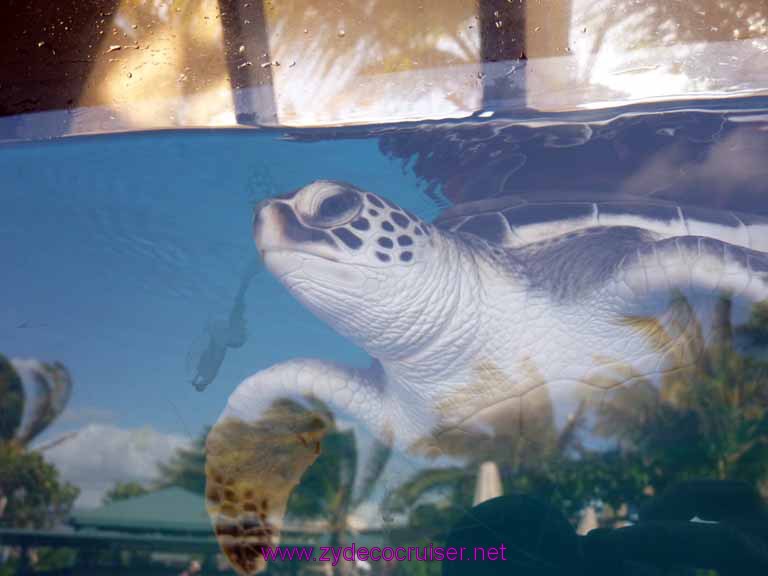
(3, 101), (768, 575)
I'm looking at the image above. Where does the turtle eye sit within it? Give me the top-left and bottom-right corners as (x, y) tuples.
(311, 190), (362, 227)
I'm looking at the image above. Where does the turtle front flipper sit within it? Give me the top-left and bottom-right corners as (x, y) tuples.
(206, 359), (386, 574)
(618, 236), (768, 305)
(206, 401), (328, 574)
(608, 235), (768, 376)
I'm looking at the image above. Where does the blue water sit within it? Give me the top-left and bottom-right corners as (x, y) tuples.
(1, 133), (442, 436)
(3, 101), (768, 574)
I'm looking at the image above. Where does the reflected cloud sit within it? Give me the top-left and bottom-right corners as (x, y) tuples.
(377, 110), (768, 207)
(621, 124), (768, 208)
(44, 423), (191, 508)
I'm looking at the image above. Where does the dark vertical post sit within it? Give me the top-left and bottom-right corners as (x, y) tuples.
(478, 0), (527, 110)
(218, 0), (278, 125)
(17, 545), (31, 575)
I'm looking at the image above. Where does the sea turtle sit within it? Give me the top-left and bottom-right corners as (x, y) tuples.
(205, 180), (768, 574)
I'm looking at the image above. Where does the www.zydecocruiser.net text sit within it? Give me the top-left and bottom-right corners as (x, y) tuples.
(262, 544), (508, 566)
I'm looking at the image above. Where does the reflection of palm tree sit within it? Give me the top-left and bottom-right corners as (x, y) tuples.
(0, 356), (73, 448)
(596, 294), (768, 499)
(0, 355), (78, 528)
(385, 294), (768, 534)
(260, 0), (481, 119)
(578, 0), (767, 82)
(268, 0), (478, 73)
(286, 401), (394, 560)
(382, 378), (585, 539)
(0, 356), (24, 442)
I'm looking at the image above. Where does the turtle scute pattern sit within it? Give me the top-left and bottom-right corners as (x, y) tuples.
(205, 399), (331, 574)
(436, 196), (768, 253)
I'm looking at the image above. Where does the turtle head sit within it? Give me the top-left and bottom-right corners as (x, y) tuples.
(253, 180), (442, 357)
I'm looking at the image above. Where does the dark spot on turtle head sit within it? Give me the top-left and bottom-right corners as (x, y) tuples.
(351, 218), (370, 231)
(376, 252), (391, 262)
(414, 227), (423, 236)
(333, 228), (363, 249)
(422, 225), (431, 236)
(382, 221), (395, 232)
(400, 251), (413, 262)
(274, 203), (336, 247)
(377, 237), (394, 249)
(397, 235), (413, 246)
(366, 194), (384, 208)
(368, 209), (379, 217)
(224, 489), (236, 502)
(391, 212), (409, 229)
